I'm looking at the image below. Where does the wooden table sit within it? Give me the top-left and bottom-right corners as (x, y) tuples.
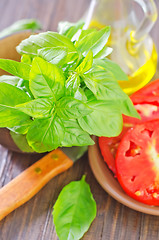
(0, 0), (159, 239)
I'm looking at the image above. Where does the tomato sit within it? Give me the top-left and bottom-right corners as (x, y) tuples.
(116, 120), (159, 205)
(123, 79), (159, 126)
(98, 126), (128, 175)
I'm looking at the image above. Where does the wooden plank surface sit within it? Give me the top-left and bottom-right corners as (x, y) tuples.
(0, 0), (159, 239)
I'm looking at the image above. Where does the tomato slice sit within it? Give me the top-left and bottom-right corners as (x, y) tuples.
(116, 120), (159, 205)
(98, 126), (128, 175)
(123, 79), (159, 126)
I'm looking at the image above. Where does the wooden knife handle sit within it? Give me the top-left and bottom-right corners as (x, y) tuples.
(0, 149), (73, 221)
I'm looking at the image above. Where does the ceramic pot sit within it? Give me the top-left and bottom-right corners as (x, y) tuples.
(0, 32), (32, 153)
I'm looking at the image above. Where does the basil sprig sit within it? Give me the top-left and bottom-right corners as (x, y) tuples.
(0, 21), (139, 153)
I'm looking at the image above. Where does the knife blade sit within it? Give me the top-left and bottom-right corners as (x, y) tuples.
(0, 146), (87, 221)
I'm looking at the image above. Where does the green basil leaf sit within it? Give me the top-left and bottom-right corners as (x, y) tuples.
(30, 57), (65, 100)
(16, 98), (54, 119)
(77, 29), (97, 43)
(117, 97), (140, 118)
(8, 119), (32, 134)
(58, 20), (84, 40)
(21, 54), (33, 65)
(84, 66), (121, 100)
(17, 31), (78, 62)
(94, 45), (113, 59)
(61, 119), (94, 147)
(38, 47), (67, 66)
(56, 97), (92, 120)
(76, 26), (110, 56)
(0, 75), (20, 86)
(94, 58), (128, 81)
(75, 50), (93, 74)
(27, 115), (64, 152)
(0, 59), (31, 80)
(10, 131), (34, 153)
(0, 82), (31, 127)
(53, 176), (96, 240)
(78, 100), (123, 137)
(65, 74), (80, 96)
(74, 88), (87, 102)
(0, 19), (41, 39)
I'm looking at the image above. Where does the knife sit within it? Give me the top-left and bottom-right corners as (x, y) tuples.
(0, 146), (87, 221)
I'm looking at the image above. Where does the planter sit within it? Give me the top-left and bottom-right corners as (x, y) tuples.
(0, 31), (33, 153)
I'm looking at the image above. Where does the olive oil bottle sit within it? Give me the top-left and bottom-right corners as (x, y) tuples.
(86, 0), (158, 95)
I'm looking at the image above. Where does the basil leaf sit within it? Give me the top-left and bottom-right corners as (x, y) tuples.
(78, 100), (123, 137)
(10, 132), (34, 152)
(27, 115), (64, 152)
(0, 75), (20, 86)
(30, 57), (65, 100)
(0, 19), (41, 39)
(8, 119), (32, 134)
(77, 29), (97, 43)
(0, 59), (31, 80)
(61, 119), (94, 147)
(75, 50), (93, 74)
(56, 97), (92, 120)
(38, 47), (67, 66)
(21, 54), (33, 65)
(58, 20), (84, 40)
(65, 74), (80, 96)
(76, 26), (110, 56)
(17, 31), (78, 62)
(74, 88), (87, 102)
(94, 58), (128, 81)
(53, 176), (96, 240)
(0, 83), (31, 127)
(83, 66), (121, 100)
(16, 98), (54, 119)
(117, 97), (140, 118)
(94, 46), (113, 59)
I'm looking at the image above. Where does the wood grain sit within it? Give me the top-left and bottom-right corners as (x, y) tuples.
(0, 0), (159, 240)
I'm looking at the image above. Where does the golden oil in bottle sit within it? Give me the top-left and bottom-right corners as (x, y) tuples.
(89, 20), (158, 95)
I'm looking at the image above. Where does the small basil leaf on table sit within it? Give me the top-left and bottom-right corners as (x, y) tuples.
(56, 97), (92, 120)
(75, 26), (111, 56)
(26, 115), (64, 152)
(78, 100), (123, 137)
(38, 47), (68, 66)
(30, 57), (65, 100)
(61, 119), (94, 147)
(0, 59), (31, 80)
(10, 132), (34, 152)
(0, 82), (31, 127)
(16, 98), (54, 119)
(16, 31), (78, 62)
(53, 176), (96, 240)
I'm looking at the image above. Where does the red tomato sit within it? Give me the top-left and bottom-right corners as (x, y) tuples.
(116, 120), (159, 205)
(98, 126), (128, 175)
(123, 79), (159, 125)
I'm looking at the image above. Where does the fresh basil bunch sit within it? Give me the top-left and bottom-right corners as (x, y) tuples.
(0, 21), (139, 153)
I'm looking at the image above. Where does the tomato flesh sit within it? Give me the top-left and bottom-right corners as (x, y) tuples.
(98, 126), (128, 175)
(116, 120), (159, 205)
(123, 79), (159, 126)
